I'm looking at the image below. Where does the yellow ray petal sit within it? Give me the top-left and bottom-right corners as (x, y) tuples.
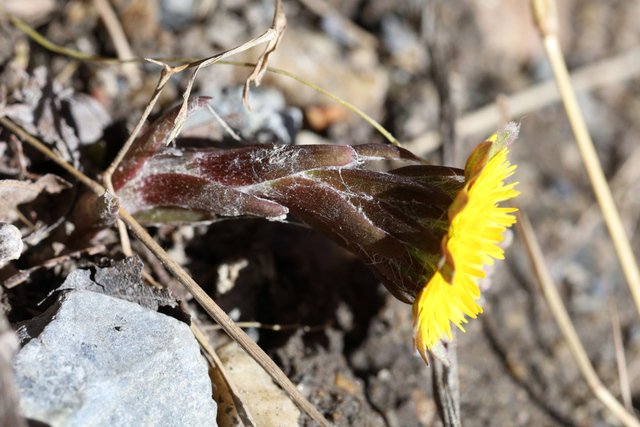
(413, 147), (519, 362)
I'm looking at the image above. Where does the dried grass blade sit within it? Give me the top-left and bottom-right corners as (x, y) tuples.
(514, 204), (640, 427)
(531, 0), (640, 320)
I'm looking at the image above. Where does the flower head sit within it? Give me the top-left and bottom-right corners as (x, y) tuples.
(412, 123), (520, 365)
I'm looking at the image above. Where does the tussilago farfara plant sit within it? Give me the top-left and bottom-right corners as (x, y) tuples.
(110, 98), (520, 365)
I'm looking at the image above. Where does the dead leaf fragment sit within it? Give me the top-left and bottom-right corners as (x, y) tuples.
(214, 341), (301, 427)
(0, 174), (71, 223)
(53, 256), (187, 322)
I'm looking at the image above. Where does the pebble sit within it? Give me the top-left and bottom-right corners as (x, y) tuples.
(13, 290), (217, 427)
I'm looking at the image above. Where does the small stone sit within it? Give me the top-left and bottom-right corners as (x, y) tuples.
(0, 223), (22, 262)
(13, 290), (217, 427)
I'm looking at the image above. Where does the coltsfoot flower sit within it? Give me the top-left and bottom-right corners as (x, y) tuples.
(412, 123), (520, 365)
(114, 101), (520, 367)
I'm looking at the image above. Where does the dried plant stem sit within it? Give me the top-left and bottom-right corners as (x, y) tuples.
(91, 0), (141, 85)
(432, 343), (461, 427)
(206, 105), (242, 141)
(532, 0), (640, 320)
(605, 287), (634, 413)
(514, 205), (640, 427)
(242, 0), (287, 111)
(0, 117), (332, 427)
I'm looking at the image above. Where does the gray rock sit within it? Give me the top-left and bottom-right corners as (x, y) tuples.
(13, 290), (217, 427)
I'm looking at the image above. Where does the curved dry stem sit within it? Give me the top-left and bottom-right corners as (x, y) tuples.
(531, 0), (640, 320)
(514, 203), (640, 427)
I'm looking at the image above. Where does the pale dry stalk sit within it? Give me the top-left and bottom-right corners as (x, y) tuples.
(407, 44), (640, 155)
(531, 0), (640, 319)
(515, 205), (640, 427)
(91, 0), (141, 86)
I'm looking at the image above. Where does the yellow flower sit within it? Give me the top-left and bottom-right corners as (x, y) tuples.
(412, 132), (520, 366)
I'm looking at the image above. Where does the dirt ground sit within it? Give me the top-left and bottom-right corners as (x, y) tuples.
(2, 0), (640, 426)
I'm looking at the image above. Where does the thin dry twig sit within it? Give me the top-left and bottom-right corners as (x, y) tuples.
(611, 355), (640, 401)
(0, 116), (332, 427)
(3, 245), (107, 289)
(605, 286), (634, 414)
(556, 140), (640, 259)
(432, 342), (461, 427)
(514, 204), (640, 427)
(91, 0), (141, 86)
(206, 105), (243, 141)
(242, 0), (287, 112)
(531, 0), (640, 322)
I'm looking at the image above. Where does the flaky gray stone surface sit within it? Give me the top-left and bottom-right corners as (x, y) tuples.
(13, 290), (217, 427)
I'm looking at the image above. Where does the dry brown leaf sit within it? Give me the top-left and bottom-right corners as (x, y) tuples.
(213, 341), (301, 427)
(52, 256), (187, 322)
(0, 174), (71, 223)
